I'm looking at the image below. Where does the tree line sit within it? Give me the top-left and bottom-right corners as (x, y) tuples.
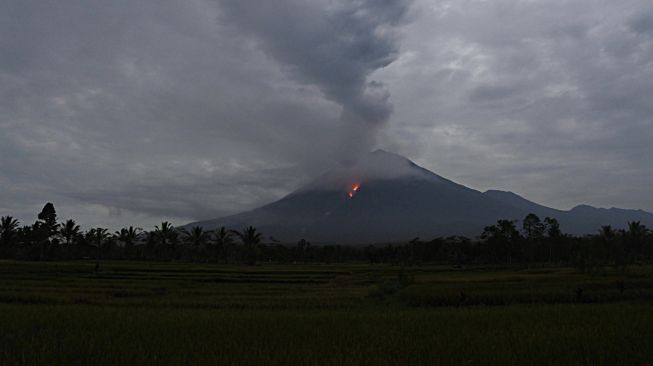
(1, 203), (652, 270)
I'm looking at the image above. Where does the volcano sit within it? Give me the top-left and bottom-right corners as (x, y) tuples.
(187, 150), (653, 243)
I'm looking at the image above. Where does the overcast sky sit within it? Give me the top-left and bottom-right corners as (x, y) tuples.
(2, 0), (652, 230)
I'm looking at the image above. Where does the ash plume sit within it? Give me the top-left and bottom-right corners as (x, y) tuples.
(217, 0), (412, 160)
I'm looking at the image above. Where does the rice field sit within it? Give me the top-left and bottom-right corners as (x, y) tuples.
(1, 261), (652, 365)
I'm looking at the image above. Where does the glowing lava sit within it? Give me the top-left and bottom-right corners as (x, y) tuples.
(347, 183), (361, 199)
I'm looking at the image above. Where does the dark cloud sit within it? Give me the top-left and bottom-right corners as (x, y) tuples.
(379, 0), (653, 212)
(217, 0), (411, 159)
(1, 0), (652, 230)
(468, 83), (524, 103)
(0, 0), (344, 228)
(628, 10), (653, 35)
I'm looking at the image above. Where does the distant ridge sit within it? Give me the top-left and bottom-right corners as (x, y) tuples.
(186, 150), (653, 243)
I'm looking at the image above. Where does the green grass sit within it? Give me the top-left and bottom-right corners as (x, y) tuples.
(1, 261), (653, 365)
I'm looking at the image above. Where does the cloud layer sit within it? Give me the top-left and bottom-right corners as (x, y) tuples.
(1, 0), (652, 229)
(217, 0), (411, 159)
(379, 0), (653, 211)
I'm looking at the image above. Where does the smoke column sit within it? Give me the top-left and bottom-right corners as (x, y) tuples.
(217, 0), (411, 161)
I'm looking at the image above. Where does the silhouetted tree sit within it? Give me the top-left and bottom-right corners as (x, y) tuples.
(0, 216), (20, 257)
(522, 213), (545, 262)
(296, 238), (311, 262)
(523, 214), (544, 240)
(448, 236), (473, 267)
(89, 227), (111, 272)
(143, 231), (157, 259)
(599, 225), (615, 239)
(625, 221), (649, 261)
(212, 227), (233, 263)
(574, 225), (619, 273)
(59, 219), (81, 245)
(115, 226), (142, 258)
(543, 217), (562, 262)
(154, 222), (175, 247)
(1, 201), (652, 266)
(481, 219), (521, 264)
(37, 203), (58, 236)
(232, 226), (263, 265)
(544, 217), (561, 238)
(36, 203), (59, 260)
(183, 226), (208, 247)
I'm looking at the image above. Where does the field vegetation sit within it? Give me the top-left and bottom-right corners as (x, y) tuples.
(1, 261), (653, 365)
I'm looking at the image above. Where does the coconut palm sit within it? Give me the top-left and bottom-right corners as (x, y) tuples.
(233, 226), (263, 246)
(626, 221), (649, 260)
(115, 226), (142, 259)
(142, 230), (157, 259)
(0, 216), (20, 257)
(212, 227), (233, 263)
(232, 226), (263, 265)
(626, 221), (649, 243)
(115, 226), (142, 249)
(89, 227), (111, 272)
(183, 226), (208, 247)
(59, 219), (81, 245)
(0, 216), (20, 246)
(154, 222), (175, 247)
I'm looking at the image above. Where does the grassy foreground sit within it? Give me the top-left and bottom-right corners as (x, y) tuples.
(1, 261), (652, 365)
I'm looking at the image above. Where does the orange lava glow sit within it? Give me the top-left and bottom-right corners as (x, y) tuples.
(348, 183), (361, 199)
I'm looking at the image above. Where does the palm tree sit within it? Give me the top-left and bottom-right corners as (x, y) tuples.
(599, 225), (615, 239)
(0, 216), (20, 245)
(183, 226), (208, 247)
(596, 225), (628, 270)
(154, 222), (175, 247)
(143, 230), (157, 259)
(233, 226), (263, 246)
(627, 221), (648, 237)
(212, 227), (233, 263)
(626, 221), (649, 260)
(0, 216), (20, 257)
(232, 226), (263, 265)
(18, 225), (34, 246)
(115, 226), (142, 259)
(59, 219), (81, 245)
(115, 226), (142, 249)
(89, 227), (111, 272)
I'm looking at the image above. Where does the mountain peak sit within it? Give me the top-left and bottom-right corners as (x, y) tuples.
(186, 152), (653, 243)
(571, 204), (597, 211)
(300, 150), (442, 192)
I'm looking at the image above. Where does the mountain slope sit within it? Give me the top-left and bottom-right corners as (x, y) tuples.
(483, 190), (653, 234)
(187, 151), (653, 243)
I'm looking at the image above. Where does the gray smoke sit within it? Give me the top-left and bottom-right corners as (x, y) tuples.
(217, 0), (411, 160)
